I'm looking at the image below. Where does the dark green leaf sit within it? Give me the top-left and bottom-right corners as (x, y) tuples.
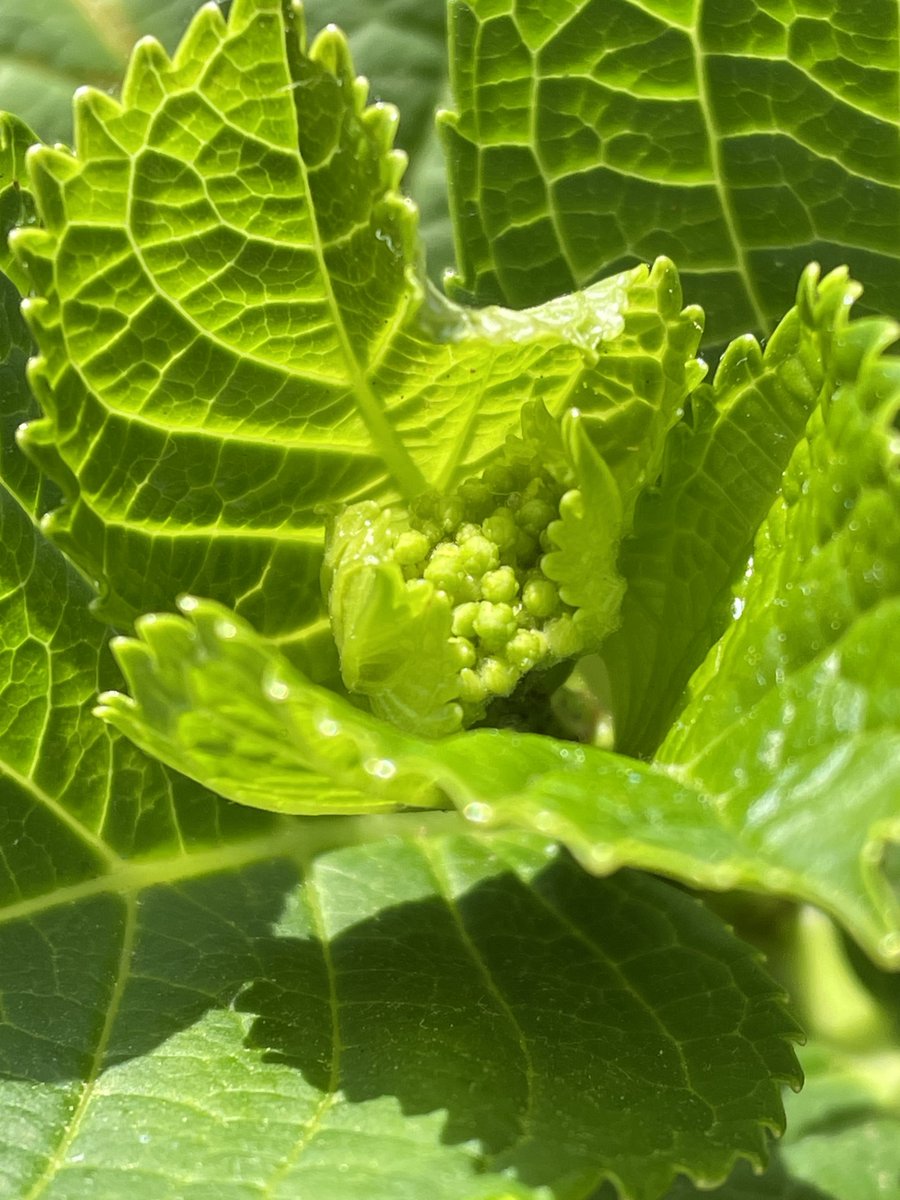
(0, 828), (800, 1199)
(442, 0), (900, 347)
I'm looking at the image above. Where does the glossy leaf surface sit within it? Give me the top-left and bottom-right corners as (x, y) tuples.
(602, 267), (861, 758)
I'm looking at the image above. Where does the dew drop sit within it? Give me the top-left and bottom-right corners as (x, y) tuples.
(710, 864), (740, 889)
(588, 844), (617, 872)
(364, 757), (396, 780)
(215, 619), (237, 640)
(764, 868), (792, 891)
(316, 715), (340, 737)
(266, 678), (290, 702)
(532, 809), (556, 833)
(878, 931), (900, 963)
(463, 800), (494, 824)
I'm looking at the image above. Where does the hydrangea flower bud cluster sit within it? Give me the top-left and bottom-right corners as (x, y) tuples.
(386, 453), (583, 724)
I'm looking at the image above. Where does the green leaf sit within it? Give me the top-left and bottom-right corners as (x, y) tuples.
(441, 0), (900, 346)
(663, 910), (900, 1200)
(0, 813), (801, 1199)
(303, 0), (453, 278)
(602, 266), (862, 758)
(10, 0), (701, 678)
(0, 0), (214, 145)
(0, 113), (39, 295)
(655, 290), (900, 958)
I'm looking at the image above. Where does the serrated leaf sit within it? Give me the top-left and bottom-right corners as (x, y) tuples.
(664, 914), (900, 1200)
(442, 0), (900, 347)
(654, 284), (900, 959)
(0, 112), (39, 295)
(0, 0), (215, 145)
(9, 0), (701, 677)
(303, 0), (453, 278)
(602, 266), (863, 758)
(0, 821), (801, 1200)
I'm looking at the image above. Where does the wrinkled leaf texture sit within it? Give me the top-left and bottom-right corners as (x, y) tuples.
(442, 0), (900, 349)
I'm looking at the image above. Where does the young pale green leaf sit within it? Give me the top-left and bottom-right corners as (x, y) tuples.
(325, 501), (467, 737)
(0, 824), (801, 1200)
(603, 265), (865, 758)
(654, 291), (900, 959)
(303, 0), (453, 278)
(9, 0), (701, 679)
(442, 0), (900, 347)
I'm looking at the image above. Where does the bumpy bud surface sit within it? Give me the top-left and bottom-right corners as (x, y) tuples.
(324, 422), (601, 733)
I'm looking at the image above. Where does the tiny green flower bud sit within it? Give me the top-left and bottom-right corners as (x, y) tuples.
(393, 530), (431, 566)
(481, 565), (518, 603)
(483, 507), (517, 551)
(459, 479), (492, 521)
(424, 543), (465, 597)
(473, 601), (518, 648)
(449, 636), (477, 669)
(452, 601), (479, 637)
(478, 656), (520, 697)
(523, 576), (560, 619)
(459, 533), (500, 577)
(507, 629), (548, 671)
(546, 615), (582, 659)
(458, 667), (487, 705)
(517, 497), (557, 536)
(482, 463), (518, 495)
(439, 496), (464, 531)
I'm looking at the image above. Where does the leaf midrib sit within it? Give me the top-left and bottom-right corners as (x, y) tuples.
(282, 10), (428, 501)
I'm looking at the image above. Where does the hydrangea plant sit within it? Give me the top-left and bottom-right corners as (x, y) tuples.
(0, 1), (897, 1198)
